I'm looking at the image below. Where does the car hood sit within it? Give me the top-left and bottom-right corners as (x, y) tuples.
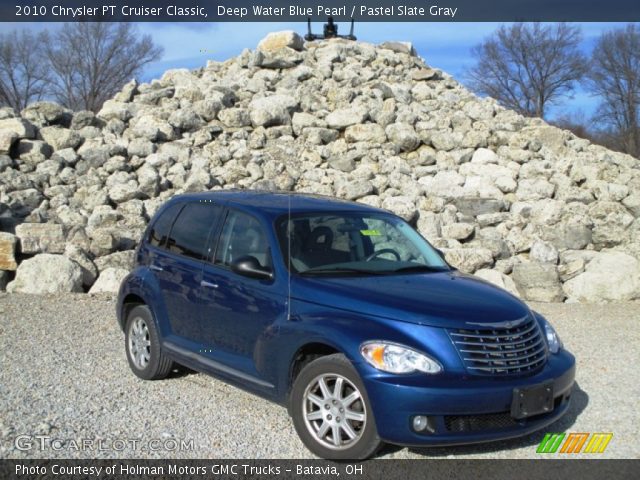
(291, 270), (531, 328)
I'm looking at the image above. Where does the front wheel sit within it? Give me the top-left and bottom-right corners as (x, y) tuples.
(290, 354), (383, 459)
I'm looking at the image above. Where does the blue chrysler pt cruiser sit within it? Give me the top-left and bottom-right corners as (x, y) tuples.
(117, 190), (575, 459)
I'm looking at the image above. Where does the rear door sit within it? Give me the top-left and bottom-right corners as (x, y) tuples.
(150, 201), (222, 344)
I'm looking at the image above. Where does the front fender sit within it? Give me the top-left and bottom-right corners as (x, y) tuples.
(265, 298), (453, 403)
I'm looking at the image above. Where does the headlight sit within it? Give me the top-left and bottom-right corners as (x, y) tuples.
(360, 342), (442, 374)
(542, 320), (563, 354)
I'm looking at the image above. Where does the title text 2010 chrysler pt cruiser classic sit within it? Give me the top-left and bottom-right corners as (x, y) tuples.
(116, 191), (575, 459)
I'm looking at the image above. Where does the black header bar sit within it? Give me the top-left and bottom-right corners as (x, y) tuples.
(4, 0), (640, 22)
(1, 459), (638, 480)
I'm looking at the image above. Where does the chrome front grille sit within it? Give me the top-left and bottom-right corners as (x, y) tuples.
(449, 317), (547, 375)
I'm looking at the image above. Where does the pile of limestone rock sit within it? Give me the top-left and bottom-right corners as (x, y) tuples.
(1, 31), (639, 302)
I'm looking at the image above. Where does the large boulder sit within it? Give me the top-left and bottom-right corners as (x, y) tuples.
(0, 117), (36, 139)
(0, 130), (17, 154)
(511, 263), (565, 302)
(15, 223), (66, 254)
(563, 252), (640, 302)
(89, 267), (129, 294)
(0, 232), (18, 270)
(7, 254), (83, 294)
(257, 31), (304, 52)
(21, 101), (70, 126)
(474, 269), (521, 297)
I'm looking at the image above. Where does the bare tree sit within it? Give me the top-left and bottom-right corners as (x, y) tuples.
(0, 29), (51, 111)
(587, 24), (640, 158)
(45, 23), (163, 112)
(466, 23), (586, 119)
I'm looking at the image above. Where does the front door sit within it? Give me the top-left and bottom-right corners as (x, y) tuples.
(199, 209), (287, 377)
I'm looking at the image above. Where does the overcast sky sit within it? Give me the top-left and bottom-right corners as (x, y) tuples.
(0, 21), (629, 121)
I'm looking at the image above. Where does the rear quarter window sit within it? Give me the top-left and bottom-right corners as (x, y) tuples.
(166, 202), (221, 260)
(148, 203), (182, 248)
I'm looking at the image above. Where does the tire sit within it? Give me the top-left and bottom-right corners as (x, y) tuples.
(124, 305), (173, 380)
(290, 354), (383, 460)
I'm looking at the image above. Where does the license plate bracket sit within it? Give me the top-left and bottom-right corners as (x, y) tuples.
(511, 381), (554, 419)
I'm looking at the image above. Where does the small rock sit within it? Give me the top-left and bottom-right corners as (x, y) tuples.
(94, 250), (135, 273)
(326, 107), (368, 130)
(385, 123), (420, 152)
(344, 123), (386, 143)
(379, 41), (416, 56)
(218, 108), (251, 128)
(335, 179), (374, 201)
(442, 223), (475, 241)
(411, 68), (439, 81)
(382, 196), (418, 222)
(444, 248), (494, 273)
(249, 95), (297, 128)
(529, 240), (559, 264)
(471, 148), (499, 164)
(558, 258), (585, 282)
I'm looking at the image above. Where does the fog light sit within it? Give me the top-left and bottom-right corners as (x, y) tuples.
(412, 415), (428, 432)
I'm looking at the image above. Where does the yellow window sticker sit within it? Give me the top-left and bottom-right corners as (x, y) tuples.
(360, 229), (381, 236)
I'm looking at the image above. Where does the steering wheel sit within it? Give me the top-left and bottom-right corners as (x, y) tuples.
(365, 248), (401, 262)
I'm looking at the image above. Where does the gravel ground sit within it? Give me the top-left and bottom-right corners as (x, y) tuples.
(0, 293), (638, 459)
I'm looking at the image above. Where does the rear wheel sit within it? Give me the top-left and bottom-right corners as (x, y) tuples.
(290, 354), (383, 459)
(125, 305), (173, 380)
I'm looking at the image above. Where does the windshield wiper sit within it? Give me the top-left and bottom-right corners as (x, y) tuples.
(391, 265), (449, 273)
(300, 267), (387, 276)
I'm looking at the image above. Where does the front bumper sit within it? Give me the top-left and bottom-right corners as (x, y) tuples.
(360, 349), (576, 446)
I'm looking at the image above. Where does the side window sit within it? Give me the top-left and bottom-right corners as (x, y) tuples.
(148, 204), (182, 248)
(166, 202), (221, 260)
(215, 210), (272, 269)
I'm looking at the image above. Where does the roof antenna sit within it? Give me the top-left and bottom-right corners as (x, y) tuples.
(287, 192), (292, 321)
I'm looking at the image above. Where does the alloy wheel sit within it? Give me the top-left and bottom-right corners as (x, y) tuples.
(128, 316), (151, 370)
(302, 373), (367, 450)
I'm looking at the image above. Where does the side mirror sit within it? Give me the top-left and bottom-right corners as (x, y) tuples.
(231, 256), (274, 281)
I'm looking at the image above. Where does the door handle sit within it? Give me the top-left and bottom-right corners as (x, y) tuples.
(200, 280), (219, 289)
(149, 264), (163, 272)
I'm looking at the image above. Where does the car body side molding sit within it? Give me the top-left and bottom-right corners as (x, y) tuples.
(162, 341), (275, 389)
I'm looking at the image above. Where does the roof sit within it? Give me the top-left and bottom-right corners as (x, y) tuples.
(169, 190), (387, 217)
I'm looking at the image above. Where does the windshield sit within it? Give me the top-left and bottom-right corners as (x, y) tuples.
(275, 212), (450, 276)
